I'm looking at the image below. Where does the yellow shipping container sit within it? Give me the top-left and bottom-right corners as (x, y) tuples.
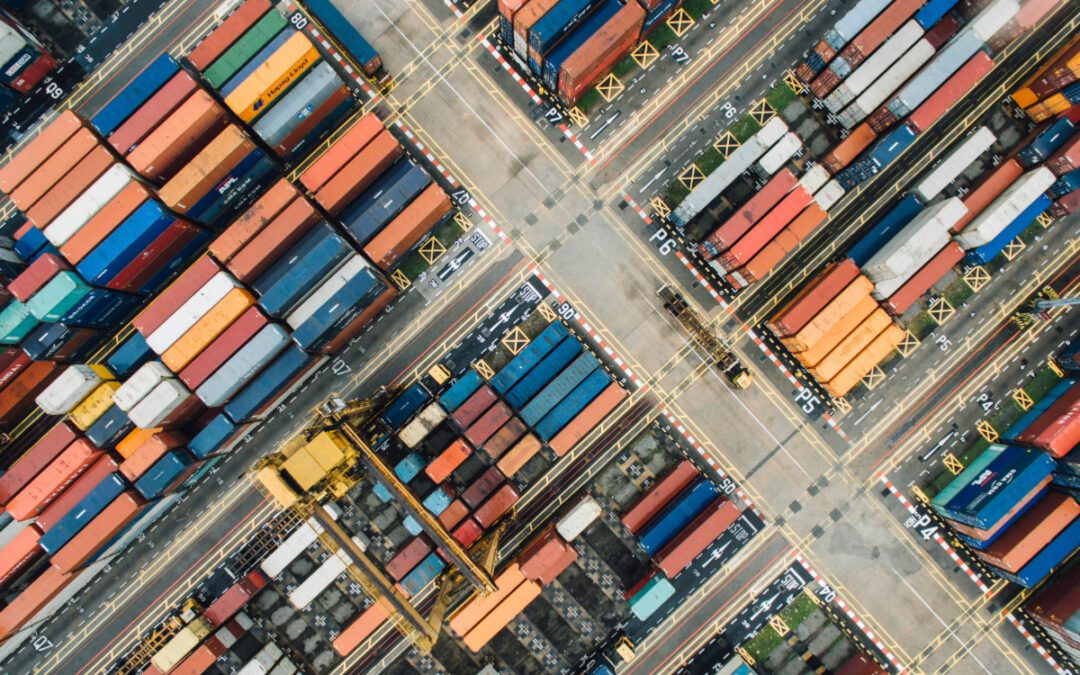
(70, 381), (122, 430)
(823, 324), (905, 398)
(780, 276), (873, 353)
(809, 309), (892, 382)
(150, 618), (213, 673)
(116, 427), (163, 459)
(793, 295), (877, 369)
(161, 287), (255, 372)
(463, 579), (542, 652)
(305, 431), (347, 472)
(225, 32), (320, 123)
(1027, 93), (1070, 122)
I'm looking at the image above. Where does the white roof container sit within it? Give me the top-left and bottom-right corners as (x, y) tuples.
(238, 641), (283, 675)
(146, 272), (242, 354)
(954, 168), (1055, 249)
(113, 361), (173, 412)
(36, 364), (108, 415)
(757, 132), (802, 176)
(842, 39), (935, 129)
(285, 255), (367, 329)
(288, 550), (350, 609)
(825, 0), (892, 49)
(260, 512), (338, 578)
(798, 165), (830, 194)
(128, 378), (193, 429)
(0, 24), (26, 67)
(914, 126), (997, 202)
(826, 20), (924, 114)
(814, 180), (846, 212)
(270, 658), (299, 675)
(888, 30), (985, 118)
(44, 165), (132, 247)
(756, 115), (789, 146)
(398, 402), (448, 449)
(864, 198), (968, 283)
(556, 496), (602, 541)
(970, 0), (1021, 40)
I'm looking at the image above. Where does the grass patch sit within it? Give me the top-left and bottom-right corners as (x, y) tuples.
(432, 214), (465, 245)
(943, 278), (974, 309)
(906, 311), (937, 340)
(399, 251), (429, 281)
(665, 181), (691, 207)
(731, 116), (763, 143)
(766, 82), (798, 113)
(612, 56), (636, 80)
(683, 0), (715, 19)
(697, 147), (725, 175)
(576, 89), (603, 115)
(649, 25), (679, 51)
(742, 593), (821, 662)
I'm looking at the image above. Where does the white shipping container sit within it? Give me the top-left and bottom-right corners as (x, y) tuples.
(146, 272), (242, 354)
(398, 402), (448, 449)
(842, 39), (935, 129)
(814, 180), (846, 212)
(260, 513), (338, 578)
(915, 127), (996, 202)
(825, 21), (924, 114)
(288, 550), (349, 609)
(798, 164), (830, 194)
(128, 378), (193, 429)
(238, 642), (283, 675)
(970, 0), (1020, 40)
(235, 611), (255, 631)
(863, 198), (968, 283)
(0, 25), (26, 73)
(270, 658), (299, 675)
(827, 0), (892, 46)
(44, 165), (131, 247)
(888, 30), (985, 117)
(871, 243), (949, 300)
(151, 619), (212, 672)
(757, 132), (802, 176)
(954, 167), (1056, 249)
(285, 255), (367, 329)
(113, 361), (173, 412)
(35, 365), (105, 415)
(556, 496), (602, 541)
(756, 115), (788, 146)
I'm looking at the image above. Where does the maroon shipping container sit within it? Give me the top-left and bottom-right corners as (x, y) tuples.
(452, 386), (497, 429)
(186, 0), (274, 71)
(8, 254), (70, 302)
(656, 498), (740, 578)
(482, 417), (526, 459)
(835, 654), (887, 675)
(35, 455), (120, 531)
(1048, 134), (1080, 175)
(882, 242), (963, 316)
(1051, 189), (1080, 218)
(204, 569), (267, 627)
(0, 352), (30, 392)
(474, 483), (519, 528)
(25, 147), (115, 229)
(809, 68), (841, 100)
(621, 460), (699, 534)
(106, 220), (203, 294)
(558, 3), (645, 106)
(813, 39), (835, 63)
(109, 71), (199, 156)
(386, 537), (432, 581)
(924, 14), (959, 50)
(464, 402), (512, 447)
(909, 52), (994, 134)
(765, 259), (861, 337)
(452, 517), (483, 548)
(716, 186), (812, 270)
(179, 306), (270, 389)
(0, 362), (61, 426)
(133, 255), (220, 336)
(1027, 39), (1080, 99)
(1015, 384), (1080, 457)
(438, 499), (468, 530)
(702, 170), (797, 253)
(461, 466), (505, 509)
(0, 422), (79, 504)
(226, 199), (319, 283)
(1026, 561), (1080, 629)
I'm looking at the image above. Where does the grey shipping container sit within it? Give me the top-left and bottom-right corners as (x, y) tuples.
(256, 232), (353, 317)
(196, 324), (290, 406)
(887, 29), (985, 117)
(253, 62), (345, 148)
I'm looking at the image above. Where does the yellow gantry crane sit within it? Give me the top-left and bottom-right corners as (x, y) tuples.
(657, 285), (753, 389)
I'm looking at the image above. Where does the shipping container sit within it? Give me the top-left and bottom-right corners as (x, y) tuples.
(380, 382), (431, 429)
(449, 564), (526, 636)
(821, 324), (903, 397)
(26, 146), (115, 229)
(227, 198), (319, 283)
(827, 20), (921, 112)
(147, 271), (243, 354)
(224, 32), (320, 123)
(556, 496), (602, 541)
(151, 617), (213, 672)
(452, 516), (483, 547)
(716, 186), (813, 271)
(465, 401), (512, 447)
(462, 466), (505, 509)
(363, 184), (452, 270)
(541, 0), (622, 92)
(187, 0), (274, 71)
(881, 241), (963, 315)
(300, 113), (384, 191)
(387, 537), (433, 581)
(767, 259), (861, 337)
(955, 158), (1024, 233)
(528, 0), (604, 65)
(34, 364), (106, 416)
(255, 228), (352, 318)
(303, 0), (382, 75)
(864, 198), (966, 287)
(135, 450), (196, 499)
(781, 277), (874, 353)
(491, 321), (570, 393)
(158, 125), (259, 215)
(886, 30), (989, 119)
(963, 193), (1052, 265)
(91, 55), (180, 136)
(210, 180), (297, 264)
(85, 404), (134, 450)
(557, 2), (645, 106)
(36, 454), (120, 532)
(806, 309), (891, 381)
(340, 160), (432, 246)
(57, 180), (150, 264)
(39, 473), (127, 553)
(1015, 385), (1080, 457)
(461, 578), (541, 652)
(938, 446), (1056, 527)
(536, 368), (611, 440)
(399, 551), (446, 597)
(506, 337), (582, 409)
(0, 524), (42, 590)
(204, 569), (267, 627)
(197, 324), (289, 406)
(839, 40), (935, 129)
(627, 573), (675, 621)
(0, 422), (78, 503)
(482, 417), (527, 459)
(439, 369), (483, 412)
(549, 382), (626, 457)
(0, 565), (75, 640)
(0, 111), (84, 194)
(497, 433), (543, 477)
(120, 431), (187, 481)
(451, 386), (497, 431)
(333, 603), (388, 657)
(992, 517), (1080, 588)
(622, 460), (699, 534)
(915, 127), (996, 202)
(909, 51), (995, 133)
(205, 11), (289, 89)
(521, 351), (600, 426)
(290, 265), (393, 354)
(657, 498), (740, 578)
(9, 128), (98, 211)
(51, 491), (145, 573)
(979, 492), (1078, 572)
(955, 168), (1055, 249)
(254, 61), (348, 155)
(701, 170), (797, 255)
(823, 0), (893, 52)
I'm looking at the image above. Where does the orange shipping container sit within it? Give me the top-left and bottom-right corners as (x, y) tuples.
(0, 565), (74, 640)
(0, 362), (62, 426)
(823, 325), (904, 397)
(315, 130), (403, 214)
(793, 295), (878, 369)
(808, 309), (891, 382)
(425, 439), (472, 484)
(209, 180), (298, 263)
(780, 277), (874, 353)
(462, 578), (542, 652)
(497, 434), (542, 477)
(736, 204), (828, 285)
(512, 0), (560, 51)
(10, 128), (98, 211)
(449, 564), (526, 637)
(25, 147), (115, 229)
(60, 182), (153, 264)
(0, 525), (43, 590)
(333, 601), (390, 657)
(226, 198), (319, 283)
(161, 288), (255, 371)
(120, 431), (187, 481)
(51, 492), (146, 573)
(766, 259), (860, 337)
(6, 439), (101, 521)
(225, 32), (320, 123)
(549, 383), (627, 457)
(126, 91), (229, 183)
(822, 123), (877, 173)
(363, 185), (452, 270)
(955, 159), (1024, 233)
(980, 493), (1079, 573)
(300, 113), (384, 192)
(558, 3), (645, 106)
(0, 111), (84, 194)
(159, 126), (255, 213)
(116, 427), (161, 459)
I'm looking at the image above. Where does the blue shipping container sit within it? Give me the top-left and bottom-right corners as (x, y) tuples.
(868, 125), (918, 171)
(76, 201), (175, 285)
(341, 160), (432, 246)
(107, 332), (155, 378)
(914, 0), (960, 30)
(491, 321), (570, 393)
(506, 336), (582, 409)
(40, 474), (128, 553)
(847, 194), (923, 266)
(256, 222), (337, 295)
(1050, 168), (1080, 199)
(61, 288), (141, 329)
(257, 236), (353, 318)
(439, 369), (483, 412)
(136, 450), (195, 500)
(21, 322), (100, 362)
(964, 194), (1051, 265)
(291, 268), (386, 351)
(642, 0), (679, 37)
(403, 514), (422, 536)
(521, 351), (600, 426)
(303, 0), (382, 75)
(528, 0), (604, 59)
(13, 226), (52, 263)
(423, 486), (452, 516)
(395, 452), (426, 483)
(92, 54), (179, 136)
(1019, 118), (1075, 167)
(225, 346), (312, 422)
(380, 382), (431, 429)
(991, 517), (1080, 588)
(638, 479), (719, 554)
(184, 150), (274, 225)
(190, 413), (239, 459)
(400, 551), (446, 597)
(536, 367), (611, 440)
(1006, 380), (1076, 439)
(541, 0), (621, 92)
(85, 405), (133, 449)
(941, 448), (1056, 528)
(628, 574), (676, 621)
(956, 488), (1047, 551)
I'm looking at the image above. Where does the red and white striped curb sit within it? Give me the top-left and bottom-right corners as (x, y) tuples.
(796, 554), (907, 674)
(658, 407), (762, 517)
(284, 2), (376, 99)
(560, 123), (597, 164)
(1005, 613), (1071, 675)
(391, 120), (459, 188)
(531, 266), (642, 390)
(879, 476), (990, 594)
(442, 0), (464, 19)
(479, 37), (544, 106)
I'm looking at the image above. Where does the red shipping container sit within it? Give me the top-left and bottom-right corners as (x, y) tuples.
(882, 242), (964, 316)
(203, 569), (267, 626)
(558, 3), (645, 106)
(51, 491), (146, 573)
(464, 402), (512, 447)
(315, 130), (402, 214)
(133, 256), (220, 336)
(0, 110), (83, 194)
(6, 438), (101, 521)
(0, 565), (74, 640)
(0, 362), (62, 426)
(519, 527), (571, 582)
(438, 499), (468, 530)
(110, 71), (199, 155)
(735, 204), (828, 286)
(837, 0), (922, 72)
(60, 181), (154, 264)
(717, 187), (812, 271)
(127, 91), (229, 183)
(8, 253), (69, 302)
(1051, 188), (1080, 217)
(980, 493), (1079, 572)
(26, 147), (115, 229)
(10, 53), (58, 94)
(765, 259), (860, 337)
(0, 421), (79, 503)
(171, 636), (227, 675)
(621, 460), (699, 534)
(425, 438), (472, 484)
(482, 417), (526, 459)
(9, 128), (98, 211)
(210, 180), (298, 264)
(703, 170), (797, 254)
(452, 386), (497, 429)
(120, 431), (188, 482)
(52, 329), (101, 364)
(386, 537), (432, 580)
(1048, 134), (1080, 175)
(657, 498), (740, 578)
(462, 466), (505, 508)
(300, 113), (384, 192)
(1015, 384), (1080, 457)
(452, 517), (482, 548)
(106, 220), (203, 294)
(910, 52), (995, 134)
(0, 525), (43, 590)
(809, 68), (841, 100)
(186, 0), (273, 71)
(1026, 561), (1080, 629)
(0, 351), (31, 393)
(474, 484), (519, 528)
(823, 124), (877, 173)
(179, 305), (270, 389)
(956, 158), (1024, 233)
(226, 199), (319, 283)
(36, 455), (120, 531)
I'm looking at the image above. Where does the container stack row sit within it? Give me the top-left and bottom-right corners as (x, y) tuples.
(1024, 561), (1080, 666)
(1012, 36), (1080, 122)
(931, 378), (1080, 589)
(0, 16), (56, 100)
(496, 0), (684, 107)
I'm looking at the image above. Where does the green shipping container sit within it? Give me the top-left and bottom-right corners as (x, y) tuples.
(26, 272), (92, 322)
(0, 301), (39, 344)
(204, 10), (289, 89)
